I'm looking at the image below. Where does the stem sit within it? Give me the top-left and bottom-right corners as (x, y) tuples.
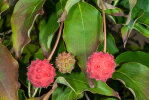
(32, 87), (39, 97)
(100, 0), (107, 53)
(85, 92), (90, 100)
(28, 82), (31, 97)
(38, 88), (42, 96)
(47, 22), (64, 61)
(43, 83), (58, 100)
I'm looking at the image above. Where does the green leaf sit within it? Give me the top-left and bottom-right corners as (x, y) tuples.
(18, 62), (28, 88)
(129, 0), (149, 26)
(52, 39), (66, 58)
(94, 94), (118, 100)
(20, 44), (39, 64)
(52, 87), (83, 100)
(134, 23), (149, 38)
(63, 2), (103, 71)
(136, 0), (149, 11)
(55, 72), (118, 97)
(18, 44), (39, 87)
(0, 44), (20, 100)
(102, 2), (125, 16)
(105, 8), (124, 16)
(33, 48), (44, 60)
(137, 11), (149, 26)
(56, 0), (67, 15)
(120, 0), (148, 46)
(115, 51), (149, 67)
(11, 0), (45, 58)
(112, 62), (149, 100)
(65, 0), (80, 13)
(119, 0), (149, 19)
(18, 89), (27, 100)
(57, 40), (66, 53)
(121, 25), (129, 45)
(28, 98), (35, 100)
(120, 14), (143, 47)
(125, 0), (137, 25)
(57, 0), (81, 22)
(105, 98), (118, 100)
(56, 0), (80, 15)
(39, 13), (59, 55)
(0, 0), (9, 15)
(98, 33), (119, 54)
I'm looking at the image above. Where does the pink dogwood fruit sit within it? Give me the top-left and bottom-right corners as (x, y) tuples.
(87, 52), (115, 82)
(27, 59), (56, 88)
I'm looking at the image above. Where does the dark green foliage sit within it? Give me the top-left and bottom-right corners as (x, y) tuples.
(0, 0), (149, 100)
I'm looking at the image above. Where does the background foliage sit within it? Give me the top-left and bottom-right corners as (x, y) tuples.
(0, 0), (149, 100)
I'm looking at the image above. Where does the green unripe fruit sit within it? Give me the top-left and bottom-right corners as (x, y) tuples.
(56, 52), (75, 73)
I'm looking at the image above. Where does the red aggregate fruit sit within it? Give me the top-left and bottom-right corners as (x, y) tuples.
(56, 52), (75, 73)
(27, 59), (56, 88)
(87, 52), (115, 82)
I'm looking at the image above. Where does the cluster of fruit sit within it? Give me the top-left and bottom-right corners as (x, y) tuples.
(27, 52), (115, 88)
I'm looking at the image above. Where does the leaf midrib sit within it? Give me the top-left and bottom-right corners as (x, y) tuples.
(78, 3), (87, 70)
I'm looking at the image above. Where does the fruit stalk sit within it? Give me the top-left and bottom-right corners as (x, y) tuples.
(47, 22), (64, 61)
(99, 0), (107, 53)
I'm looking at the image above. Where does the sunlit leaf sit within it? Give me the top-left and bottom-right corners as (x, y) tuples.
(63, 2), (103, 71)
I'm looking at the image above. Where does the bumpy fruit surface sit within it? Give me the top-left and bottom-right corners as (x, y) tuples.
(87, 52), (115, 82)
(27, 59), (56, 88)
(56, 52), (75, 73)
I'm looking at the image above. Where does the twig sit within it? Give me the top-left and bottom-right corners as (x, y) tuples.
(47, 22), (64, 61)
(43, 83), (58, 100)
(99, 0), (107, 53)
